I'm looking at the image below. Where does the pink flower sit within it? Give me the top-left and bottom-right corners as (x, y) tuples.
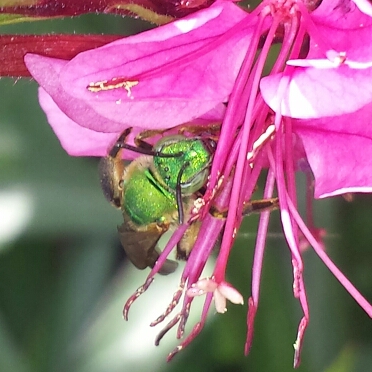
(24, 1), (254, 154)
(24, 0), (372, 367)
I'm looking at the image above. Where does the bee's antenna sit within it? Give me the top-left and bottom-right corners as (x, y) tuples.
(112, 129), (183, 158)
(176, 161), (190, 224)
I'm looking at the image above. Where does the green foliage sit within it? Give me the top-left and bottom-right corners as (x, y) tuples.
(0, 14), (46, 26)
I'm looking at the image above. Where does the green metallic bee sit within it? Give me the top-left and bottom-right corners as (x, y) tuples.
(99, 127), (216, 275)
(99, 126), (279, 275)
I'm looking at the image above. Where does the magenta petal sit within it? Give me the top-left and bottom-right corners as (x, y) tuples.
(54, 2), (251, 130)
(25, 1), (250, 131)
(38, 88), (120, 157)
(305, 24), (372, 63)
(27, 52), (226, 157)
(351, 0), (372, 17)
(294, 102), (372, 197)
(38, 84), (225, 158)
(25, 54), (124, 133)
(261, 3), (372, 119)
(312, 0), (372, 28)
(261, 64), (372, 119)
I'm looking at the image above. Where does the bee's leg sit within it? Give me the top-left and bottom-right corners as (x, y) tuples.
(109, 127), (132, 157)
(134, 129), (167, 148)
(135, 122), (221, 144)
(176, 198), (279, 261)
(177, 221), (201, 260)
(177, 122), (221, 141)
(99, 130), (132, 208)
(241, 197), (279, 216)
(135, 123), (222, 149)
(110, 127), (180, 159)
(113, 127), (159, 156)
(109, 128), (180, 158)
(134, 129), (185, 158)
(209, 197), (279, 219)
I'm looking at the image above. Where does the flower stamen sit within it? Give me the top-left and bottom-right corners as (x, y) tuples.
(150, 280), (186, 326)
(247, 124), (276, 162)
(123, 277), (154, 320)
(87, 78), (139, 96)
(187, 277), (244, 313)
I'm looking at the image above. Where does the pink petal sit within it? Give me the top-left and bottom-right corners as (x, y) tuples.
(287, 58), (372, 69)
(27, 56), (225, 158)
(305, 24), (372, 63)
(38, 88), (120, 157)
(25, 1), (253, 132)
(261, 65), (372, 119)
(351, 0), (372, 17)
(312, 0), (372, 28)
(261, 5), (372, 119)
(25, 54), (123, 133)
(294, 102), (372, 197)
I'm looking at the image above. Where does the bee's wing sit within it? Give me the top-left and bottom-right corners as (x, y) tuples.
(117, 222), (178, 275)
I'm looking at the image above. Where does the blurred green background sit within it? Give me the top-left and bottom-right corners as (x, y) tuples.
(1, 11), (372, 372)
